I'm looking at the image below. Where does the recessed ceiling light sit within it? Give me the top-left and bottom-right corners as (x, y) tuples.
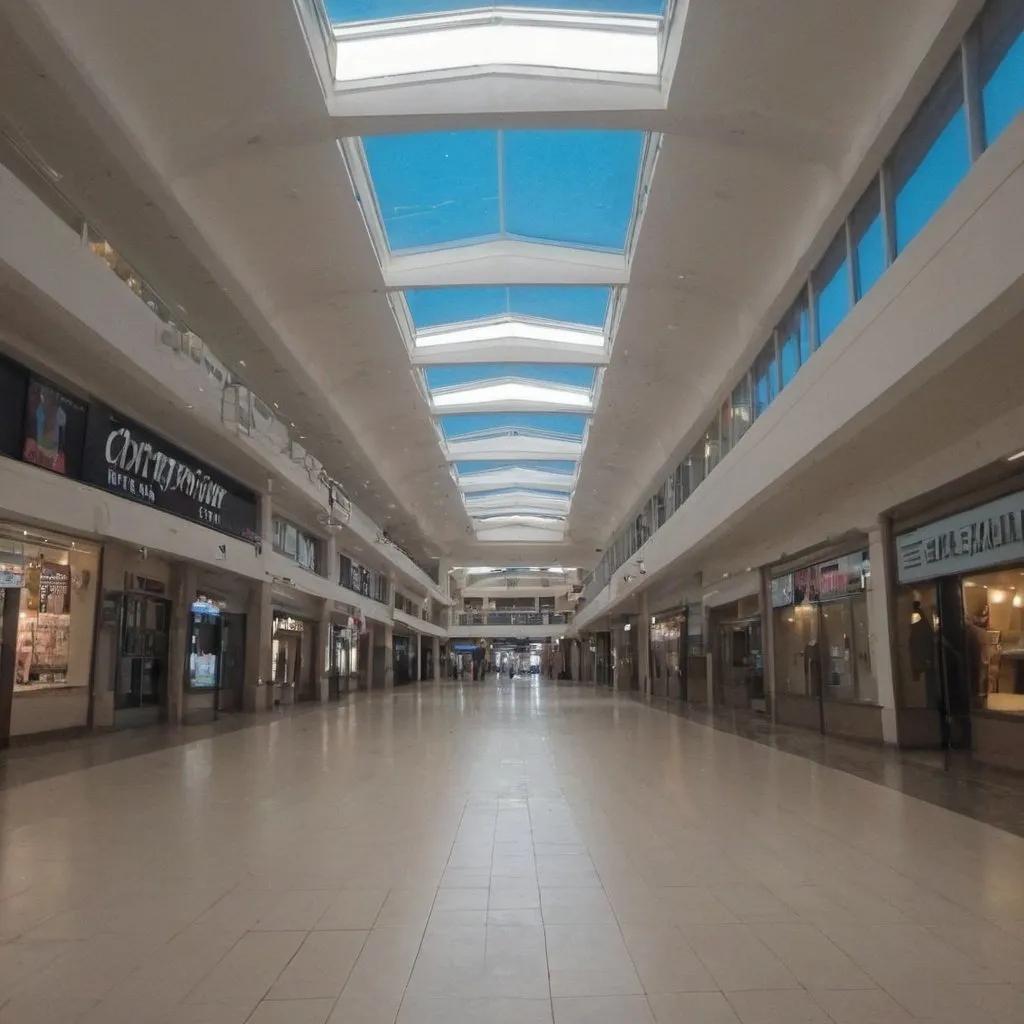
(273, 402), (279, 409)
(186, 404), (194, 410)
(1008, 450), (1024, 462)
(239, 360), (246, 367)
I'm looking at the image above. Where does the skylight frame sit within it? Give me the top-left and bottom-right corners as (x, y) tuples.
(331, 8), (665, 87)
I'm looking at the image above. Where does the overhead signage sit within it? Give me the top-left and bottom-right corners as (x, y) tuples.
(773, 551), (869, 607)
(896, 489), (1024, 583)
(82, 408), (258, 541)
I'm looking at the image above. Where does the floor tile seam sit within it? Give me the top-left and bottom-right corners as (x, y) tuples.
(525, 789), (555, 1008)
(392, 799), (470, 1023)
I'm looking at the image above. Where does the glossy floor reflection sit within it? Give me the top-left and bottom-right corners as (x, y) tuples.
(1, 680), (1023, 1023)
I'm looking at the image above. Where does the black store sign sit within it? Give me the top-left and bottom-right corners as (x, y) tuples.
(82, 408), (258, 541)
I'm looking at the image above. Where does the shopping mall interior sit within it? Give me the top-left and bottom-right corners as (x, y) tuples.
(1, 0), (1024, 1022)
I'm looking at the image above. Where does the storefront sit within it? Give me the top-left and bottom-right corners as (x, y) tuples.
(707, 590), (763, 711)
(328, 607), (361, 698)
(393, 632), (416, 685)
(771, 548), (878, 740)
(612, 619), (637, 691)
(185, 571), (250, 719)
(0, 523), (99, 743)
(650, 610), (686, 700)
(272, 611), (317, 703)
(893, 488), (1024, 770)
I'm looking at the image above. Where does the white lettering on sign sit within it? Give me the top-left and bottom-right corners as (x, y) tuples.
(897, 490), (1024, 583)
(105, 427), (227, 512)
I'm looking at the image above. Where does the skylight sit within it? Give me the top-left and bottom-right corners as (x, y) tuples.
(329, 5), (665, 83)
(425, 365), (595, 390)
(455, 460), (577, 476)
(361, 129), (645, 254)
(328, 1), (666, 22)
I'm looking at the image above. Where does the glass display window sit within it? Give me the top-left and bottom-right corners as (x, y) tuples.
(960, 567), (1024, 715)
(13, 542), (73, 690)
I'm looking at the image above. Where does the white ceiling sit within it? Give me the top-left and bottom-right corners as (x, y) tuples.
(0, 0), (964, 572)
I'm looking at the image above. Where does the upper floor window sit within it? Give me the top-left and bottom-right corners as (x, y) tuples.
(888, 55), (970, 255)
(752, 337), (779, 418)
(812, 229), (851, 346)
(979, 0), (1024, 147)
(850, 177), (888, 302)
(778, 289), (811, 387)
(272, 517), (324, 575)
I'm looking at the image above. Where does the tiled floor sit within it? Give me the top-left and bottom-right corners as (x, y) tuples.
(1, 680), (1022, 1023)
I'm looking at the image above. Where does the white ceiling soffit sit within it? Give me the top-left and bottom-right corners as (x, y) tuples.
(472, 517), (568, 542)
(322, 4), (691, 118)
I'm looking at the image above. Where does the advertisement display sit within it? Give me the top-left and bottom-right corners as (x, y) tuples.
(21, 378), (87, 477)
(81, 407), (258, 541)
(0, 355), (27, 460)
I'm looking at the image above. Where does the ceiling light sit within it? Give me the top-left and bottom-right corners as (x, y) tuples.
(239, 360), (247, 367)
(273, 402), (280, 409)
(1008, 450), (1024, 462)
(186, 404), (194, 410)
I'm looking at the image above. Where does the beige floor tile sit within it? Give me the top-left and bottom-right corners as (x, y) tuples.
(397, 997), (553, 1023)
(546, 925), (643, 998)
(811, 988), (916, 1023)
(433, 888), (489, 912)
(246, 999), (335, 1024)
(252, 889), (336, 931)
(186, 931), (306, 1004)
(749, 921), (874, 990)
(679, 924), (799, 992)
(267, 929), (366, 999)
(316, 889), (388, 930)
(725, 989), (833, 1023)
(646, 991), (741, 1023)
(553, 995), (655, 1024)
(618, 922), (717, 993)
(540, 887), (616, 925)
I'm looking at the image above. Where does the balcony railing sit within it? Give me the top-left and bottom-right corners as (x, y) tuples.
(455, 612), (572, 627)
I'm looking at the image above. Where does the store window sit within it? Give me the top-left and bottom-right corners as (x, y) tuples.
(850, 177), (888, 301)
(188, 598), (223, 690)
(752, 337), (779, 418)
(0, 530), (97, 691)
(812, 229), (851, 346)
(978, 0), (1024, 148)
(889, 55), (970, 255)
(730, 376), (752, 447)
(719, 396), (733, 459)
(957, 568), (1024, 715)
(272, 517), (324, 575)
(778, 290), (811, 388)
(771, 551), (875, 707)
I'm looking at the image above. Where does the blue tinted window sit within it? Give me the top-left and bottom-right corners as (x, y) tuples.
(778, 290), (810, 386)
(979, 0), (1024, 147)
(752, 339), (778, 418)
(812, 231), (851, 345)
(889, 58), (970, 254)
(850, 178), (887, 301)
(730, 376), (752, 445)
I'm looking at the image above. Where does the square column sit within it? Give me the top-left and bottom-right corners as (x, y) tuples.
(638, 592), (651, 697)
(244, 580), (273, 712)
(166, 561), (198, 726)
(868, 520), (900, 744)
(432, 636), (441, 682)
(317, 598), (331, 702)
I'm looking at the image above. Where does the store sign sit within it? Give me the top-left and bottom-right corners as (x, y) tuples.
(274, 616), (305, 633)
(774, 552), (868, 607)
(82, 409), (258, 541)
(0, 558), (24, 588)
(896, 489), (1024, 583)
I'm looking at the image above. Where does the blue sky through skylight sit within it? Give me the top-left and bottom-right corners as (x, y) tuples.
(439, 413), (587, 439)
(329, 1), (665, 23)
(404, 286), (611, 330)
(466, 488), (575, 500)
(455, 460), (577, 475)
(425, 365), (595, 390)
(362, 129), (645, 253)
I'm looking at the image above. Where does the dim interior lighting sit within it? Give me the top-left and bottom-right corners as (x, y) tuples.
(989, 588), (1007, 605)
(1014, 594), (1024, 608)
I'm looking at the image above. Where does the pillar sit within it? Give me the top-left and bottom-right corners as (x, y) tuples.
(244, 580), (273, 712)
(637, 592), (651, 697)
(317, 598), (331, 702)
(432, 636), (441, 682)
(166, 561), (198, 726)
(570, 640), (581, 682)
(868, 519), (900, 744)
